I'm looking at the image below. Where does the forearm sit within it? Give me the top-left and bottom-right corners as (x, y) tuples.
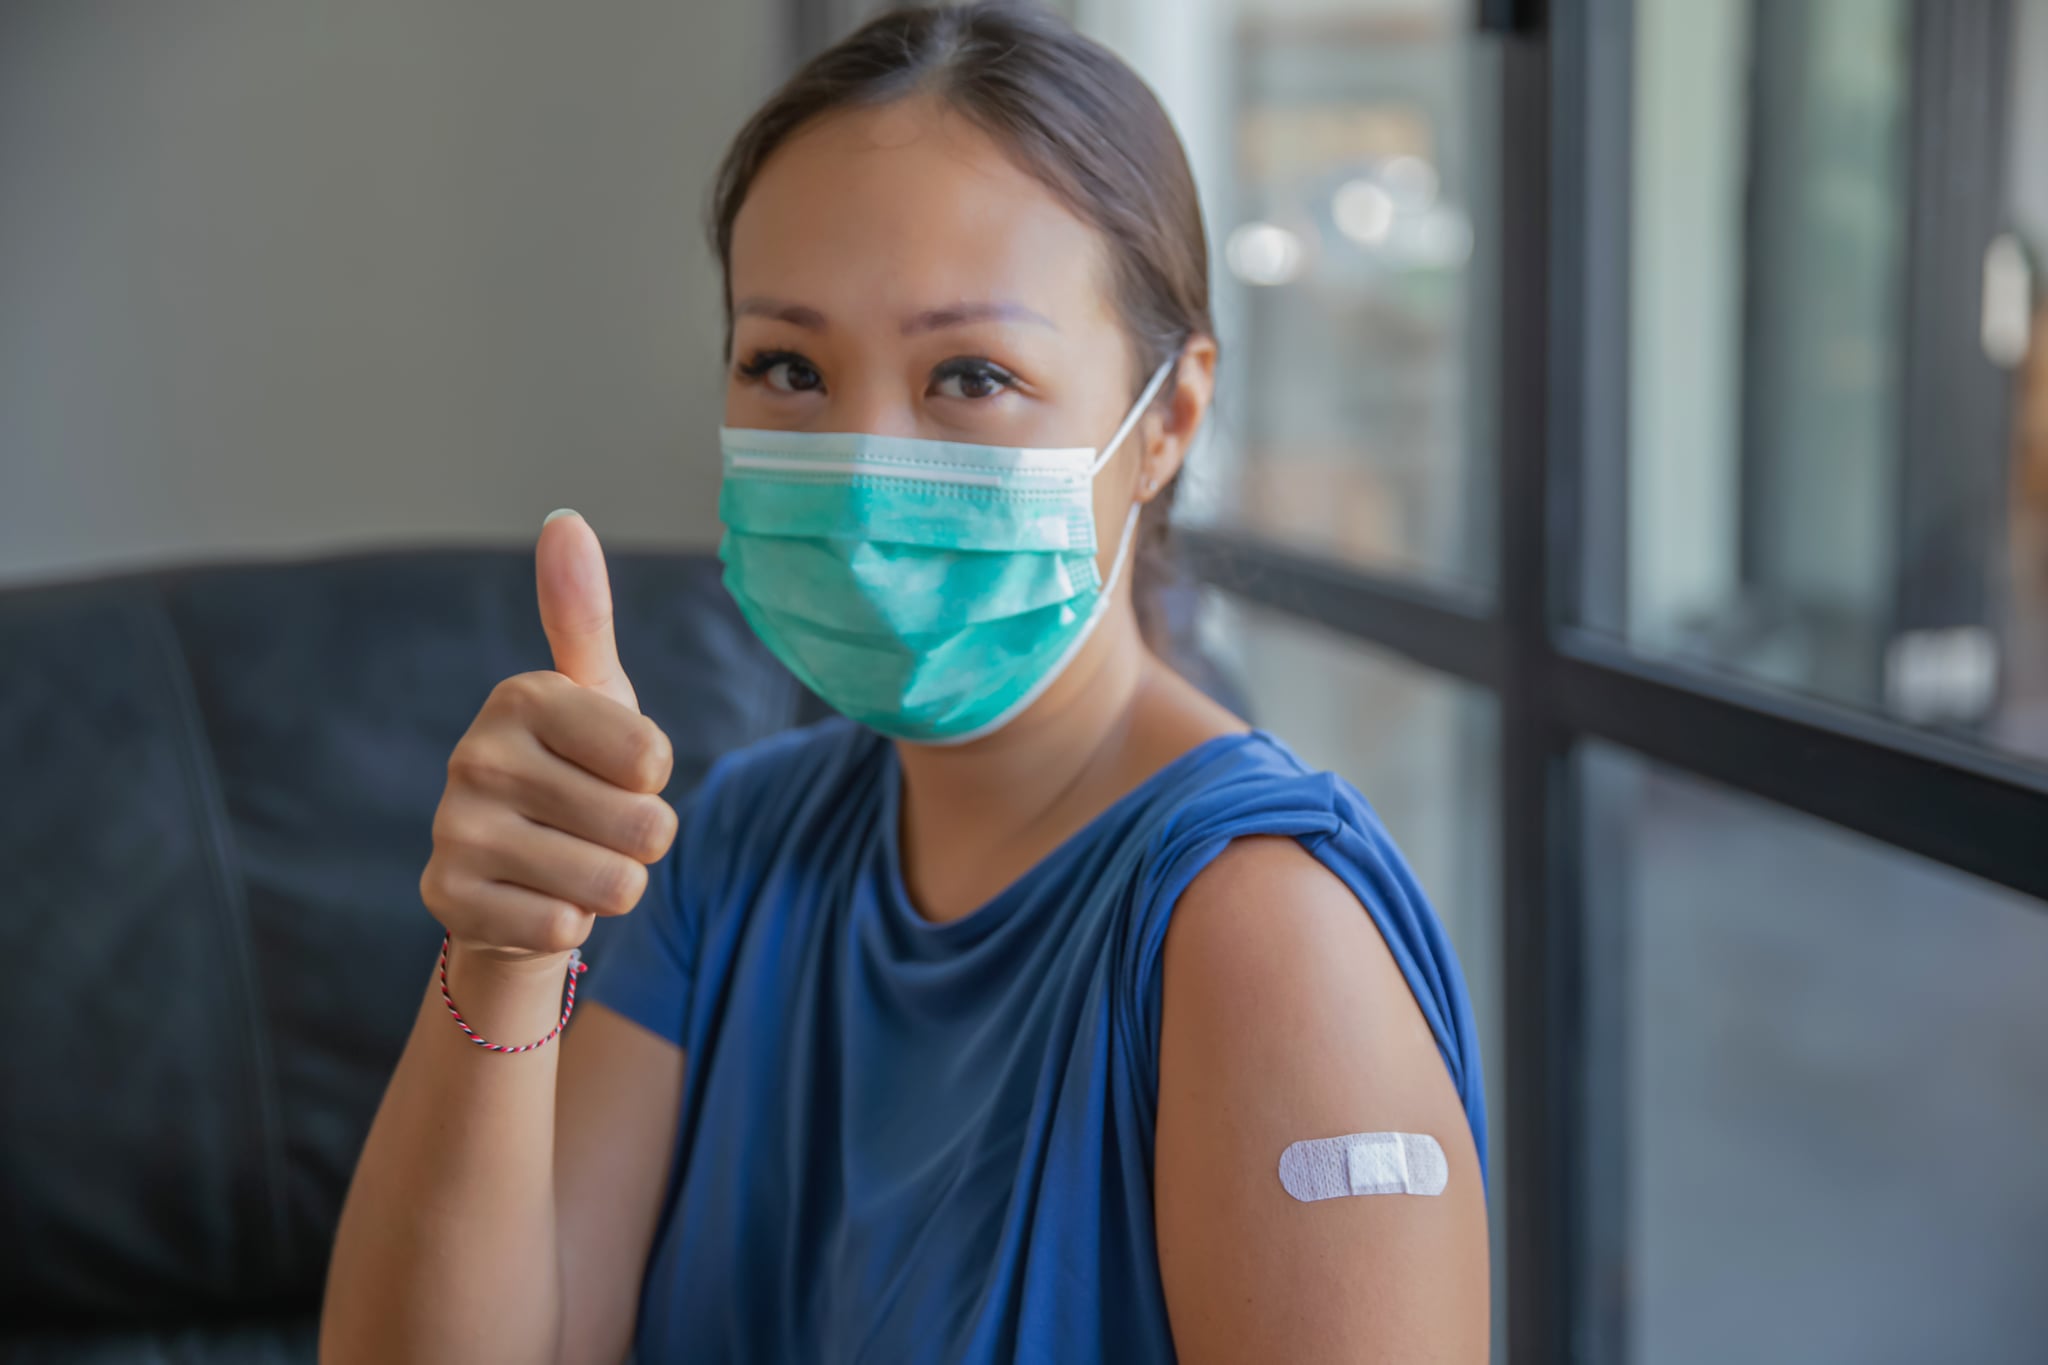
(320, 943), (577, 1365)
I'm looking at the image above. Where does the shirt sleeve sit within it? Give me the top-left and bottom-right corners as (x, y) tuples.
(1121, 766), (1489, 1188)
(580, 757), (734, 1050)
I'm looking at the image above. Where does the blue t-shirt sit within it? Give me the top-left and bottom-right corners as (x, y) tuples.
(586, 717), (1486, 1364)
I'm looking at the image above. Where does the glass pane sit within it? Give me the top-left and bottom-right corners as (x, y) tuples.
(1196, 592), (1506, 1361)
(1584, 744), (2048, 1365)
(1077, 0), (1498, 589)
(1613, 0), (2048, 767)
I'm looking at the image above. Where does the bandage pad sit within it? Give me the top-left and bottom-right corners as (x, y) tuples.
(1277, 1131), (1449, 1201)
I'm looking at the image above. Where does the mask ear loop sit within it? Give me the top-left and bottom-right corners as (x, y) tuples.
(1087, 357), (1178, 479)
(1087, 356), (1179, 580)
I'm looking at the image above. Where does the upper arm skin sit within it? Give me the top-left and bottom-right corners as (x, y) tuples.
(553, 1001), (685, 1365)
(1155, 835), (1489, 1365)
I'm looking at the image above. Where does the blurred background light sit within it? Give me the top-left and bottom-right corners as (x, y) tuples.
(1332, 177), (1397, 246)
(1224, 220), (1307, 285)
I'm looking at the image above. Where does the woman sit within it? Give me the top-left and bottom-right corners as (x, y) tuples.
(322, 5), (1489, 1361)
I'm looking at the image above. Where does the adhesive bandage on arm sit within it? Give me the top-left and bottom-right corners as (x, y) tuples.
(1277, 1131), (1449, 1201)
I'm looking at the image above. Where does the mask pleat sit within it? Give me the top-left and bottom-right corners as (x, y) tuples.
(718, 533), (1098, 637)
(726, 581), (1086, 738)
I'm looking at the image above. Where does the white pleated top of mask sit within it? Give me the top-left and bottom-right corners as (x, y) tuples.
(718, 428), (1101, 491)
(718, 357), (1173, 494)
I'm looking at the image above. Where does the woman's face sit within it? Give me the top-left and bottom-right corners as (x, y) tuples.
(724, 97), (1167, 564)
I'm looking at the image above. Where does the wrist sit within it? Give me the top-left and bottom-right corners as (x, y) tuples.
(446, 934), (581, 980)
(436, 933), (588, 1054)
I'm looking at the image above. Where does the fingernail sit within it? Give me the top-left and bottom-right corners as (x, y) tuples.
(544, 508), (581, 526)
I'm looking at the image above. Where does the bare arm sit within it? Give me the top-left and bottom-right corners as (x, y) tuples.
(1155, 835), (1490, 1364)
(554, 1002), (687, 1365)
(321, 513), (684, 1365)
(321, 944), (589, 1365)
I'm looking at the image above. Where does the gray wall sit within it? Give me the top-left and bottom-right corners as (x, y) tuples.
(0, 1), (780, 586)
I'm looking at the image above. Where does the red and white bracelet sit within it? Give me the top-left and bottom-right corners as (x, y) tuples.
(436, 932), (587, 1054)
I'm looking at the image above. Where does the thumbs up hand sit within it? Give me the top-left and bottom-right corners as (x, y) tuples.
(535, 509), (641, 714)
(421, 511), (679, 966)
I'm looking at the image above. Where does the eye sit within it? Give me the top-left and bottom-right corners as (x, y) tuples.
(930, 357), (1018, 401)
(736, 349), (824, 394)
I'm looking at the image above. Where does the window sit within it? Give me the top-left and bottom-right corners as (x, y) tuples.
(1610, 0), (2048, 769)
(1584, 746), (2048, 1365)
(1069, 0), (2048, 1361)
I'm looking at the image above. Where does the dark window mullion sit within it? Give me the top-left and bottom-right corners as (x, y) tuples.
(1547, 633), (2048, 904)
(1498, 10), (1578, 1365)
(1178, 536), (2048, 908)
(1176, 528), (1498, 687)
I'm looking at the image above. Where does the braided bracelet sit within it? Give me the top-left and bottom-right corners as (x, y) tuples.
(436, 932), (587, 1054)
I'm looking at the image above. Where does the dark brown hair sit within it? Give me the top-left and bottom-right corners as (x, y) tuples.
(708, 0), (1215, 652)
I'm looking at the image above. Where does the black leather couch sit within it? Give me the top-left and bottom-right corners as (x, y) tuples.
(0, 549), (812, 1362)
(0, 547), (1238, 1363)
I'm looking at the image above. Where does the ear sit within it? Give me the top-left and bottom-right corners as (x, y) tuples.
(1138, 336), (1219, 502)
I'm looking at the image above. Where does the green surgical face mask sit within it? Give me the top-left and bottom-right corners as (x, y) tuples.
(716, 359), (1175, 745)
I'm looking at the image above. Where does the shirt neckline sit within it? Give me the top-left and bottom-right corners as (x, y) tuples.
(875, 726), (1277, 945)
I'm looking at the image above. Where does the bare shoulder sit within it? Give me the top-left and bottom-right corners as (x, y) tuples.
(1161, 836), (1456, 1144)
(1155, 835), (1489, 1364)
(1167, 835), (1432, 1038)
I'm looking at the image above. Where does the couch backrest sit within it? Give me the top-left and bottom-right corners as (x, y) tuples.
(0, 548), (806, 1331)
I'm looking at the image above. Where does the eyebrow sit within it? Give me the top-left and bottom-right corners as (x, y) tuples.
(902, 300), (1059, 335)
(732, 296), (1058, 335)
(733, 296), (827, 329)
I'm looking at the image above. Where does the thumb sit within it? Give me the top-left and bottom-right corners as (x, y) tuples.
(535, 509), (640, 713)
